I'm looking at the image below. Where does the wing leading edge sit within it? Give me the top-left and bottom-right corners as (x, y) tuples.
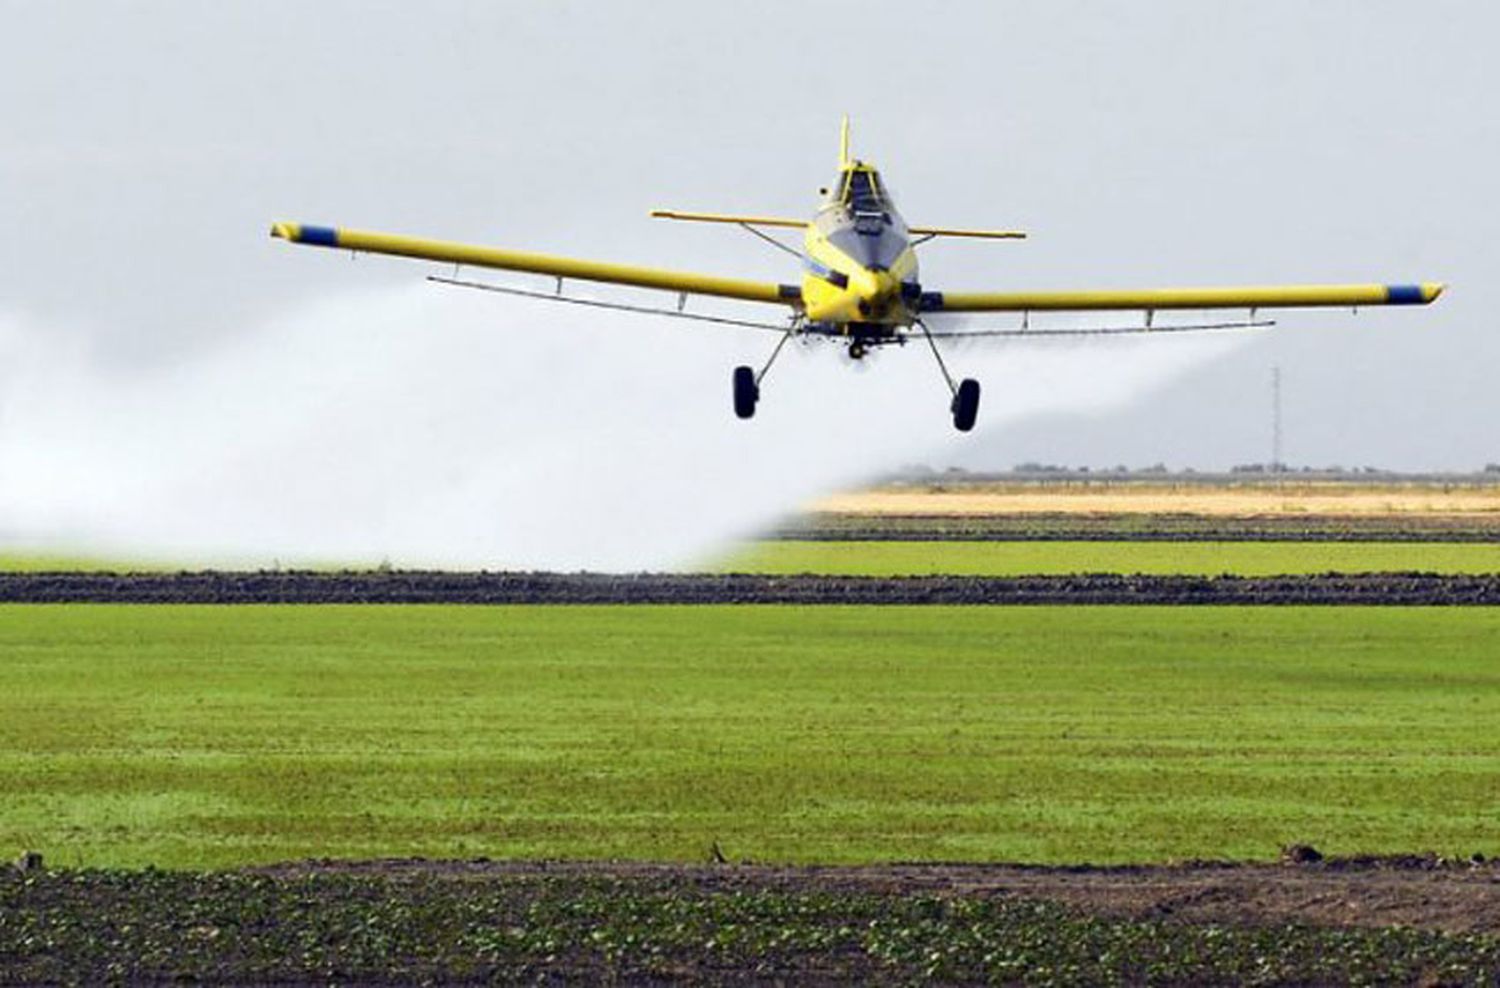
(269, 223), (800, 306)
(927, 283), (1445, 313)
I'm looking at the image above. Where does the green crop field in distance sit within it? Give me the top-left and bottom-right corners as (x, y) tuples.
(715, 540), (1500, 576)
(3, 605), (1499, 869)
(0, 554), (373, 573)
(0, 555), (147, 573)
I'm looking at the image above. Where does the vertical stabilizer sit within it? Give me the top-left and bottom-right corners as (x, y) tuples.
(839, 115), (851, 167)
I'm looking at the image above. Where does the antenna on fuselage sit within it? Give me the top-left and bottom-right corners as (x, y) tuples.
(839, 115), (851, 168)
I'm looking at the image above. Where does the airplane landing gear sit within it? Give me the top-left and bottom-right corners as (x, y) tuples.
(915, 317), (981, 432)
(733, 366), (758, 419)
(733, 319), (799, 421)
(951, 378), (981, 432)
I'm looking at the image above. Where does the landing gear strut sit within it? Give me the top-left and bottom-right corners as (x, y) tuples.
(732, 320), (799, 421)
(916, 317), (981, 432)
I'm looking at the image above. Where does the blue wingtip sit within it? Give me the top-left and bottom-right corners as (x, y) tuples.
(1386, 284), (1427, 305)
(298, 225), (340, 247)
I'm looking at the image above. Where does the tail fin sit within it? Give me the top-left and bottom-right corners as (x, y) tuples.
(839, 115), (851, 168)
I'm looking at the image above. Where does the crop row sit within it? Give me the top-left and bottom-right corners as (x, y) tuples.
(783, 513), (1500, 542)
(4, 571), (1500, 604)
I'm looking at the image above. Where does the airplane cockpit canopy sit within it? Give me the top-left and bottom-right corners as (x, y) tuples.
(838, 166), (889, 214)
(826, 164), (908, 269)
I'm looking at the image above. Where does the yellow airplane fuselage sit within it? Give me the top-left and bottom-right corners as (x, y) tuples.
(799, 162), (920, 334)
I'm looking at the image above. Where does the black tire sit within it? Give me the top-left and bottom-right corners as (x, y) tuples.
(951, 378), (980, 432)
(733, 365), (759, 419)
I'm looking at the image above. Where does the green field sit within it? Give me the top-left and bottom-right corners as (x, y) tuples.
(12, 539), (1499, 576)
(0, 555), (147, 573)
(718, 540), (1500, 576)
(0, 554), (350, 573)
(3, 604), (1498, 869)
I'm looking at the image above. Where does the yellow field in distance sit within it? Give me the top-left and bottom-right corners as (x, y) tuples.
(813, 480), (1500, 518)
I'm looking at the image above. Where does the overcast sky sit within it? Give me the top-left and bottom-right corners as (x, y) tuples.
(1, 0), (1494, 471)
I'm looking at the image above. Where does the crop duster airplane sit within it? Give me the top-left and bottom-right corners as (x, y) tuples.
(272, 120), (1443, 431)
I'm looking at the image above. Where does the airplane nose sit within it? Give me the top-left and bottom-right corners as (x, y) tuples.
(853, 269), (898, 306)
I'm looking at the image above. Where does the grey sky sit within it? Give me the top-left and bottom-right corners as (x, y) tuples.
(1, 0), (1494, 470)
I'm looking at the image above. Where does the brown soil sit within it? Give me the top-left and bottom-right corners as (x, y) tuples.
(784, 511), (1500, 541)
(261, 856), (1500, 936)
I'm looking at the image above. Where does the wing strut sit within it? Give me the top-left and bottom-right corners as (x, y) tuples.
(922, 316), (1276, 339)
(428, 275), (794, 333)
(755, 325), (798, 387)
(734, 222), (803, 260)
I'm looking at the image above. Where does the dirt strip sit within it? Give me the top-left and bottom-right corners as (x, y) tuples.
(10, 856), (1500, 984)
(779, 512), (1500, 542)
(4, 571), (1500, 604)
(258, 855), (1500, 936)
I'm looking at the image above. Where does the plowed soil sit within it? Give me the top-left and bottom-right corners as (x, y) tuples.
(783, 512), (1500, 541)
(261, 855), (1500, 935)
(5, 570), (1500, 603)
(6, 856), (1499, 984)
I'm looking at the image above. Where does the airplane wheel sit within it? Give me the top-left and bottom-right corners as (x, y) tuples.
(951, 378), (980, 432)
(733, 365), (759, 419)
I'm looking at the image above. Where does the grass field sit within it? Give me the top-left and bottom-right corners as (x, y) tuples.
(719, 540), (1500, 576)
(0, 554), (351, 573)
(10, 541), (1500, 577)
(3, 604), (1498, 870)
(0, 555), (147, 573)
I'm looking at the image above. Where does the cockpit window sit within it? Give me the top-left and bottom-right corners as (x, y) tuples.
(846, 170), (882, 212)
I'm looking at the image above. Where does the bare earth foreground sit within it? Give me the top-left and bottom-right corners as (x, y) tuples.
(269, 855), (1500, 935)
(6, 856), (1500, 984)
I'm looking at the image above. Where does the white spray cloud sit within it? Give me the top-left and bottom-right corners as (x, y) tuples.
(0, 287), (1241, 570)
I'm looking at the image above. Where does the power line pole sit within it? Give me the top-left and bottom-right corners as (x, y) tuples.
(1271, 365), (1283, 472)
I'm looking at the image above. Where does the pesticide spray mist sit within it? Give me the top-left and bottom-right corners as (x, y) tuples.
(0, 287), (1240, 570)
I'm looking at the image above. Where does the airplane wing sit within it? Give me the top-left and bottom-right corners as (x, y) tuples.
(270, 222), (801, 306)
(926, 283), (1445, 313)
